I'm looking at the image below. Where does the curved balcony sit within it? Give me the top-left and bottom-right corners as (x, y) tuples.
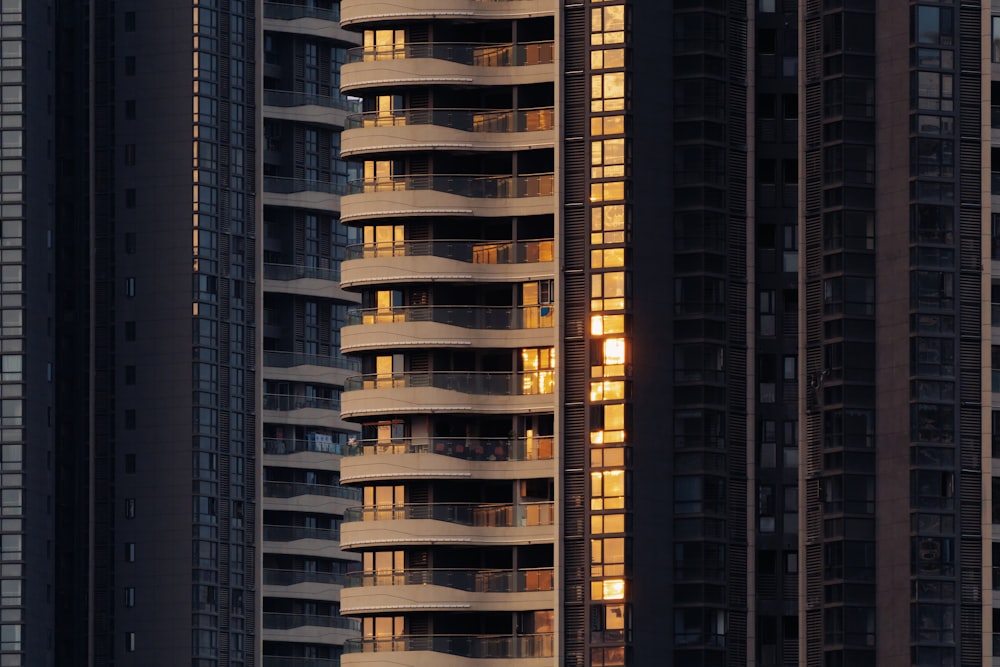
(341, 42), (554, 93)
(339, 502), (555, 549)
(341, 0), (557, 26)
(264, 393), (340, 413)
(343, 502), (554, 526)
(341, 305), (554, 353)
(264, 1), (339, 21)
(263, 436), (350, 457)
(264, 393), (355, 433)
(340, 371), (555, 418)
(339, 436), (554, 483)
(340, 174), (555, 223)
(342, 107), (554, 157)
(265, 90), (360, 113)
(264, 657), (340, 667)
(348, 436), (553, 461)
(264, 524), (341, 543)
(263, 2), (357, 43)
(346, 107), (553, 133)
(265, 263), (340, 283)
(263, 568), (346, 588)
(263, 350), (359, 387)
(265, 480), (361, 501)
(342, 634), (554, 661)
(345, 568), (553, 592)
(263, 480), (359, 515)
(263, 263), (357, 301)
(340, 238), (554, 288)
(340, 568), (554, 614)
(264, 613), (360, 633)
(263, 612), (360, 647)
(347, 42), (554, 67)
(263, 176), (346, 212)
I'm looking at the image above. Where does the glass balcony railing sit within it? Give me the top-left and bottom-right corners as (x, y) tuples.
(263, 350), (360, 371)
(343, 634), (555, 658)
(348, 173), (554, 198)
(263, 437), (350, 456)
(347, 41), (555, 67)
(342, 501), (555, 527)
(264, 176), (349, 196)
(346, 435), (554, 461)
(263, 393), (341, 412)
(263, 89), (360, 113)
(263, 568), (346, 587)
(344, 567), (554, 592)
(263, 1), (340, 22)
(345, 238), (553, 263)
(263, 480), (361, 501)
(344, 371), (555, 396)
(346, 107), (554, 132)
(346, 304), (554, 329)
(263, 524), (340, 542)
(263, 657), (340, 667)
(263, 262), (340, 282)
(263, 612), (360, 632)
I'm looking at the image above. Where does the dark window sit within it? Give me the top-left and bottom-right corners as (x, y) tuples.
(124, 454), (136, 473)
(125, 100), (136, 120)
(125, 409), (136, 429)
(125, 233), (136, 254)
(125, 365), (136, 385)
(124, 144), (135, 165)
(125, 321), (136, 341)
(124, 12), (135, 31)
(125, 188), (136, 208)
(758, 29), (776, 54)
(125, 56), (135, 76)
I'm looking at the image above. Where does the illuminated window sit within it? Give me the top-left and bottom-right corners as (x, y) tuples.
(591, 72), (626, 112)
(521, 348), (556, 395)
(591, 469), (626, 510)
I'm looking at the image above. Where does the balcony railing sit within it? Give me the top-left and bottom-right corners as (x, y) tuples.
(348, 173), (554, 198)
(264, 176), (349, 196)
(346, 304), (554, 329)
(263, 568), (346, 587)
(263, 1), (340, 22)
(343, 633), (555, 658)
(263, 350), (360, 371)
(347, 41), (555, 67)
(344, 567), (554, 592)
(346, 436), (554, 461)
(346, 107), (554, 132)
(342, 501), (555, 527)
(344, 371), (555, 396)
(263, 657), (340, 667)
(263, 524), (340, 542)
(345, 238), (554, 264)
(263, 480), (361, 501)
(263, 393), (341, 412)
(263, 437), (350, 456)
(264, 262), (340, 283)
(263, 612), (360, 632)
(263, 89), (360, 113)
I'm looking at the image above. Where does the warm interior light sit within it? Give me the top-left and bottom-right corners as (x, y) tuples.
(602, 578), (626, 600)
(603, 338), (625, 365)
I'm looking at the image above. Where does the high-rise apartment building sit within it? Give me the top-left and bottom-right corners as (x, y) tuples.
(5, 0), (1000, 665)
(260, 3), (362, 665)
(330, 2), (995, 667)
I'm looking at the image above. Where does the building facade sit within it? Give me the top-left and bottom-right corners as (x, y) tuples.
(260, 2), (362, 665)
(4, 0), (1000, 666)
